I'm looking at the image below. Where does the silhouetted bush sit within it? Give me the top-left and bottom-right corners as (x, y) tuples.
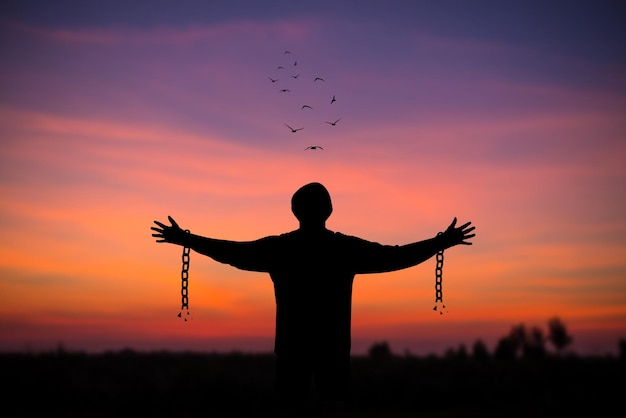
(367, 341), (393, 361)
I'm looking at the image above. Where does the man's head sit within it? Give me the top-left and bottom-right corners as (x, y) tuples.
(291, 182), (333, 225)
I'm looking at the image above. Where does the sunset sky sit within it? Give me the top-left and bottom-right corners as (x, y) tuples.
(1, 0), (624, 356)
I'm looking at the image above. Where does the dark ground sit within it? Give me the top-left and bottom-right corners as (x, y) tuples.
(1, 350), (623, 417)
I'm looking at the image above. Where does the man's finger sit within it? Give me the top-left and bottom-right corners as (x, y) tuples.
(459, 221), (472, 230)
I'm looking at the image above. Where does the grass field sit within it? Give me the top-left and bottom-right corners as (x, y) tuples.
(2, 349), (623, 417)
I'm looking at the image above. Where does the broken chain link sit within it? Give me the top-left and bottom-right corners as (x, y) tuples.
(433, 232), (447, 315)
(177, 229), (191, 321)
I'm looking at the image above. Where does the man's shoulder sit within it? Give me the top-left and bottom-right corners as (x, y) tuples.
(333, 230), (368, 241)
(274, 229), (375, 245)
(278, 230), (299, 239)
(275, 229), (353, 240)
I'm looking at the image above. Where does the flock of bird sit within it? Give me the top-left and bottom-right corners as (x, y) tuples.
(269, 50), (341, 151)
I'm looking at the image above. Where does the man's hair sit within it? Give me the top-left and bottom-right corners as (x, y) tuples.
(291, 182), (333, 222)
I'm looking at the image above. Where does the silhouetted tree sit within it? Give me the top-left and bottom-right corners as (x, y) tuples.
(471, 339), (490, 362)
(547, 317), (573, 354)
(618, 338), (626, 361)
(494, 336), (517, 361)
(457, 344), (468, 360)
(502, 323), (527, 359)
(523, 326), (546, 360)
(502, 323), (547, 360)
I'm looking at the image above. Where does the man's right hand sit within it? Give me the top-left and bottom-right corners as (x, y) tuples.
(151, 216), (188, 246)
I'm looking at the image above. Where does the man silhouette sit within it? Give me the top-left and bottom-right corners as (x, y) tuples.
(151, 182), (475, 413)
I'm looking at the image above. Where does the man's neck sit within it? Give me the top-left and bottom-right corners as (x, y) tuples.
(299, 221), (326, 232)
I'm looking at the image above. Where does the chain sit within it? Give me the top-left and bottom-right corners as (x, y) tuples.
(178, 230), (191, 321)
(433, 232), (447, 315)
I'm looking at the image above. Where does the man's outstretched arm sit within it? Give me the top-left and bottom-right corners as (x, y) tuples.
(354, 217), (476, 274)
(394, 217), (475, 267)
(151, 216), (273, 271)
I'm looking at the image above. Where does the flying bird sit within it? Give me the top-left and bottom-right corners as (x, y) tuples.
(330, 95), (336, 104)
(269, 77), (278, 83)
(325, 118), (341, 126)
(284, 50), (291, 54)
(279, 89), (290, 93)
(301, 105), (313, 110)
(285, 124), (303, 133)
(277, 66), (284, 70)
(314, 77), (325, 82)
(305, 146), (324, 151)
(291, 74), (300, 79)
